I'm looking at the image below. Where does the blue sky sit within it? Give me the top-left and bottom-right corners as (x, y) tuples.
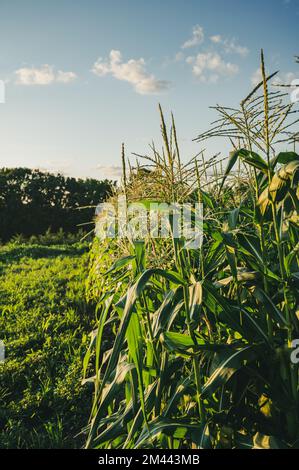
(0, 0), (298, 179)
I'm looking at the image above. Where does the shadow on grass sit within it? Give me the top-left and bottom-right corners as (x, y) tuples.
(0, 244), (88, 265)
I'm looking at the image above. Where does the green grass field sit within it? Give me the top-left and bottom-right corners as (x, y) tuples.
(0, 243), (93, 448)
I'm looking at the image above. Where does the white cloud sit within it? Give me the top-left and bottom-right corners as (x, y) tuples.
(174, 51), (184, 62)
(210, 35), (222, 44)
(39, 159), (72, 174)
(96, 164), (123, 179)
(178, 27), (246, 84)
(251, 68), (262, 86)
(251, 69), (297, 86)
(15, 64), (77, 85)
(187, 52), (239, 83)
(15, 64), (54, 85)
(210, 35), (249, 57)
(273, 72), (297, 85)
(181, 25), (204, 49)
(92, 49), (170, 95)
(56, 70), (77, 83)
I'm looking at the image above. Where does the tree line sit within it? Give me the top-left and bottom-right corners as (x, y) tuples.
(0, 167), (114, 242)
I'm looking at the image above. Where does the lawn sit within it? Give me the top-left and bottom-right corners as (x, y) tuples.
(0, 243), (93, 448)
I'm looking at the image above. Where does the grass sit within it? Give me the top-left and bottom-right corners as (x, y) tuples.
(0, 242), (93, 448)
(84, 55), (299, 449)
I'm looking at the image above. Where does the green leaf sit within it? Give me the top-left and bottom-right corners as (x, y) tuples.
(98, 358), (135, 416)
(133, 240), (146, 272)
(162, 331), (230, 354)
(258, 160), (299, 214)
(220, 149), (267, 192)
(153, 288), (184, 337)
(189, 282), (203, 328)
(272, 151), (299, 169)
(203, 280), (269, 342)
(201, 345), (257, 398)
(200, 189), (216, 209)
(253, 287), (288, 327)
(135, 418), (202, 448)
(126, 308), (150, 425)
(161, 331), (196, 352)
(92, 381), (158, 448)
(228, 207), (240, 230)
(105, 255), (135, 275)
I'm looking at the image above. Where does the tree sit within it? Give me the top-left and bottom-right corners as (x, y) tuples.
(0, 168), (114, 242)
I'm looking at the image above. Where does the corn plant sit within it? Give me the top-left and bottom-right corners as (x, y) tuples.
(83, 52), (299, 449)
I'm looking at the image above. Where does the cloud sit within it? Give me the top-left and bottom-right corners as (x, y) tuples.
(180, 26), (248, 56)
(15, 64), (54, 85)
(210, 35), (222, 44)
(39, 159), (72, 174)
(56, 70), (77, 83)
(96, 164), (123, 179)
(186, 52), (239, 83)
(210, 35), (249, 57)
(174, 51), (184, 62)
(251, 68), (262, 86)
(251, 68), (297, 86)
(15, 64), (77, 85)
(273, 72), (297, 85)
(92, 50), (170, 95)
(181, 25), (204, 49)
(177, 26), (246, 84)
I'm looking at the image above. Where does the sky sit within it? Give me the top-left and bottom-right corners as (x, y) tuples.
(0, 0), (298, 179)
